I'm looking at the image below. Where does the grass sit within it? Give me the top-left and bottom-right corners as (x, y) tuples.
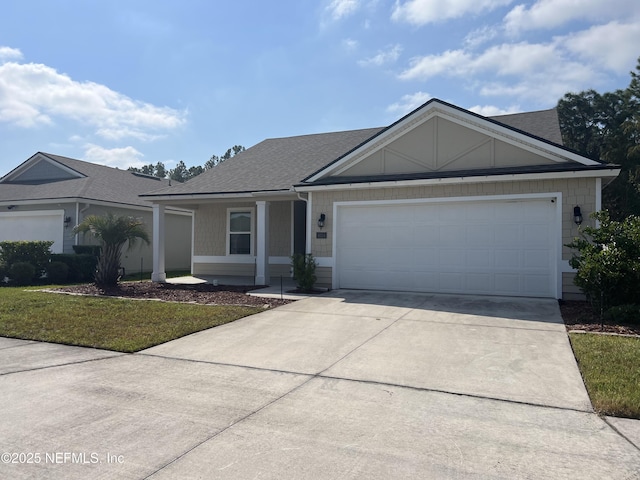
(0, 287), (262, 353)
(570, 332), (640, 419)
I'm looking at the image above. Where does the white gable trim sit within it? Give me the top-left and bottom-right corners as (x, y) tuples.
(295, 168), (621, 192)
(1, 153), (85, 183)
(305, 100), (599, 183)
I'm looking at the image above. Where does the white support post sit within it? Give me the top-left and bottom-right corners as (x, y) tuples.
(151, 204), (166, 282)
(255, 201), (270, 285)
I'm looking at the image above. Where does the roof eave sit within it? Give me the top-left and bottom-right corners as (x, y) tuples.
(294, 167), (621, 192)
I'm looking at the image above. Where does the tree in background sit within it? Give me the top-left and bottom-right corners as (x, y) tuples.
(74, 213), (150, 287)
(129, 145), (245, 183)
(557, 58), (640, 219)
(206, 145), (246, 169)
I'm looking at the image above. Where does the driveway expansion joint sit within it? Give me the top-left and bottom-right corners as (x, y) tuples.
(0, 352), (125, 376)
(603, 417), (640, 452)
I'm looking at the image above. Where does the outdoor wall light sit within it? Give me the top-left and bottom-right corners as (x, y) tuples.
(573, 206), (583, 226)
(7, 205), (16, 210)
(64, 216), (72, 228)
(317, 213), (326, 229)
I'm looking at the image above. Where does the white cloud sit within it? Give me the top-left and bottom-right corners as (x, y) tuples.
(0, 59), (186, 139)
(326, 0), (360, 20)
(561, 21), (640, 73)
(342, 38), (359, 51)
(386, 91), (432, 115)
(392, 0), (513, 25)
(504, 0), (640, 33)
(398, 41), (602, 105)
(0, 46), (23, 62)
(468, 104), (521, 116)
(398, 49), (471, 80)
(358, 44), (402, 67)
(83, 144), (145, 169)
(464, 26), (500, 49)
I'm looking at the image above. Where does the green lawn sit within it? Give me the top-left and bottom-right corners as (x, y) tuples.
(570, 332), (640, 419)
(0, 287), (261, 353)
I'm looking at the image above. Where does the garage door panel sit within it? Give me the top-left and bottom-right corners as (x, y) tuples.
(439, 225), (466, 245)
(494, 274), (523, 294)
(467, 249), (494, 268)
(524, 275), (551, 295)
(413, 248), (437, 266)
(469, 225), (494, 246)
(414, 226), (438, 243)
(493, 225), (520, 245)
(439, 249), (466, 267)
(524, 250), (550, 269)
(466, 273), (493, 292)
(494, 250), (520, 269)
(337, 199), (556, 297)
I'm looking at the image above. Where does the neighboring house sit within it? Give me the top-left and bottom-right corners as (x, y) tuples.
(141, 99), (620, 299)
(0, 152), (192, 273)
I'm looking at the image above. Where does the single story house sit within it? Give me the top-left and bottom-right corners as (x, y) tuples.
(141, 99), (619, 299)
(0, 152), (192, 273)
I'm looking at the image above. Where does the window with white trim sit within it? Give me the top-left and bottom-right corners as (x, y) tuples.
(227, 208), (253, 255)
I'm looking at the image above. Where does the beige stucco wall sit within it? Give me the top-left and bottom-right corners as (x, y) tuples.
(309, 177), (598, 296)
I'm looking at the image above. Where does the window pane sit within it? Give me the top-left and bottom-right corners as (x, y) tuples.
(230, 212), (251, 232)
(230, 233), (251, 255)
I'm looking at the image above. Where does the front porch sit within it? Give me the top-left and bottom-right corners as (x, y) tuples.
(150, 198), (308, 286)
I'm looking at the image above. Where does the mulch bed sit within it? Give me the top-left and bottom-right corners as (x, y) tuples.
(559, 300), (640, 336)
(54, 282), (292, 308)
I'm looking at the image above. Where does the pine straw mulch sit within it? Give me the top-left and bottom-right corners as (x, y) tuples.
(559, 300), (640, 336)
(53, 281), (292, 309)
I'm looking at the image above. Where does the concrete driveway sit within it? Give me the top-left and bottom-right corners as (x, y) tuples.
(1, 291), (639, 479)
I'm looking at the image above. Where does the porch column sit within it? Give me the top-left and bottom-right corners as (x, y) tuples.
(255, 200), (270, 285)
(151, 204), (166, 282)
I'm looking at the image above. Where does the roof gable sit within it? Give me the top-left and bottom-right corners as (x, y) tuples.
(0, 152), (170, 208)
(304, 99), (599, 184)
(0, 153), (85, 184)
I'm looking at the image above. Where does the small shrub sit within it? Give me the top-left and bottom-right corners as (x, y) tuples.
(50, 254), (98, 282)
(0, 262), (8, 285)
(605, 305), (640, 325)
(291, 253), (317, 292)
(9, 261), (36, 286)
(0, 240), (54, 277)
(46, 261), (69, 284)
(72, 245), (102, 256)
(566, 211), (640, 316)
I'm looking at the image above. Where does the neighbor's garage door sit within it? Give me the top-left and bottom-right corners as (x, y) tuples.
(336, 199), (557, 297)
(0, 211), (64, 253)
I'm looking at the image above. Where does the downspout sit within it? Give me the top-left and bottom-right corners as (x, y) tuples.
(75, 203), (91, 246)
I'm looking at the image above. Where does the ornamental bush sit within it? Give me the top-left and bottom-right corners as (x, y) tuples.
(46, 261), (69, 284)
(51, 254), (98, 282)
(566, 211), (640, 317)
(0, 240), (54, 278)
(9, 261), (37, 286)
(291, 253), (318, 292)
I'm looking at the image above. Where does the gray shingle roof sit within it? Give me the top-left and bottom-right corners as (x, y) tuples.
(142, 103), (567, 198)
(0, 152), (169, 207)
(490, 108), (564, 145)
(144, 127), (384, 196)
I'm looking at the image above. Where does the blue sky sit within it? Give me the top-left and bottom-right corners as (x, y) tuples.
(1, 0), (639, 176)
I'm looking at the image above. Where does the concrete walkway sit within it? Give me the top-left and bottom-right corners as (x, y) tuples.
(1, 291), (639, 479)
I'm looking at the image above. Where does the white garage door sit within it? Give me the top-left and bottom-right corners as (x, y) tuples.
(0, 211), (64, 253)
(336, 199), (557, 297)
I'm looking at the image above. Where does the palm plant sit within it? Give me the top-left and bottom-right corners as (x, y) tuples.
(74, 213), (150, 287)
